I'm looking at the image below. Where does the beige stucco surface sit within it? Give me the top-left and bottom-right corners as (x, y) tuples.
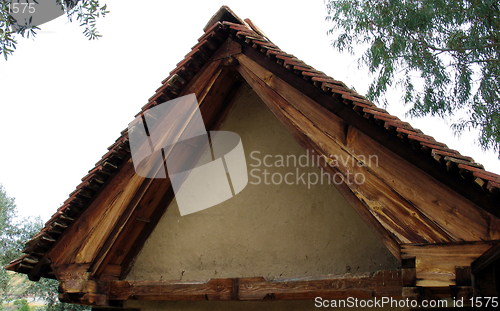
(125, 83), (398, 286)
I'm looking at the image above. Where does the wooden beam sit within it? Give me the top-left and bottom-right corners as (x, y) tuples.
(48, 157), (138, 272)
(345, 127), (500, 242)
(238, 270), (402, 300)
(108, 270), (402, 301)
(110, 278), (234, 301)
(108, 70), (243, 280)
(88, 58), (227, 275)
(27, 257), (51, 281)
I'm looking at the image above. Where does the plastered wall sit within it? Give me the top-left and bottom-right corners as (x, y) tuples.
(124, 84), (399, 310)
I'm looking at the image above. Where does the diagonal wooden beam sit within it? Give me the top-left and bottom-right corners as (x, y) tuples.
(89, 68), (243, 280)
(109, 73), (242, 280)
(47, 57), (235, 279)
(236, 55), (421, 256)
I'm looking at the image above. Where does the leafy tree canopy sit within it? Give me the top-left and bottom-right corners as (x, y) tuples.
(326, 0), (499, 152)
(0, 0), (108, 60)
(0, 185), (88, 311)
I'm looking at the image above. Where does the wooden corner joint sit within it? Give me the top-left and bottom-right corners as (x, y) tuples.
(27, 256), (52, 282)
(211, 38), (242, 63)
(401, 265), (474, 301)
(222, 56), (239, 67)
(401, 241), (497, 289)
(58, 278), (111, 306)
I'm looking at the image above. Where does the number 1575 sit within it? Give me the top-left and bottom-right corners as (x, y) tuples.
(8, 2), (36, 14)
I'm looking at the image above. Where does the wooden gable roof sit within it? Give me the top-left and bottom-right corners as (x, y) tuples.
(6, 5), (500, 306)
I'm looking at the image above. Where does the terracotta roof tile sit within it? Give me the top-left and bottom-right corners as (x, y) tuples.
(458, 164), (500, 180)
(383, 120), (413, 131)
(431, 149), (473, 162)
(486, 180), (500, 192)
(311, 76), (343, 84)
(371, 114), (402, 123)
(341, 94), (372, 104)
(265, 49), (292, 57)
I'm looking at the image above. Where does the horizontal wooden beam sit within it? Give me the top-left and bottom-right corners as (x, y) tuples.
(108, 270), (402, 301)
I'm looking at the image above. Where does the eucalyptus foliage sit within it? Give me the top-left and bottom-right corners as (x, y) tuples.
(0, 0), (108, 60)
(326, 0), (499, 152)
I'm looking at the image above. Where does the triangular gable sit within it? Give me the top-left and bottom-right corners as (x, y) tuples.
(125, 83), (399, 282)
(6, 5), (500, 306)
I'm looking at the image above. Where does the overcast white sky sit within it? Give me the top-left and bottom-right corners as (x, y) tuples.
(1, 0), (498, 221)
